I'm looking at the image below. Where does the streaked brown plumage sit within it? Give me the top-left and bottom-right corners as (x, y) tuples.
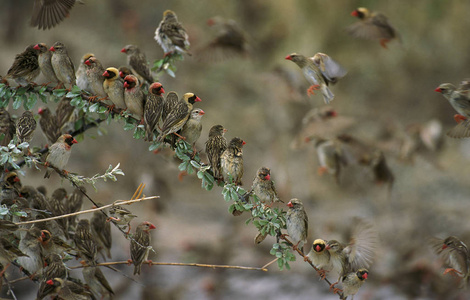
(286, 198), (308, 251)
(130, 221), (156, 275)
(48, 188), (68, 234)
(123, 75), (145, 119)
(30, 0), (81, 30)
(103, 67), (126, 109)
(121, 45), (154, 84)
(38, 107), (61, 144)
(17, 227), (44, 275)
(157, 93), (202, 143)
(45, 277), (95, 300)
(251, 167), (282, 205)
(90, 205), (112, 259)
(155, 10), (191, 56)
(0, 237), (28, 265)
(205, 125), (227, 180)
(34, 43), (59, 83)
(6, 44), (40, 86)
(161, 91), (179, 123)
(65, 187), (84, 228)
(76, 53), (95, 92)
(84, 56), (106, 98)
(82, 266), (114, 298)
(16, 110), (37, 144)
(44, 134), (78, 178)
(144, 82), (165, 141)
(74, 219), (97, 266)
(50, 42), (76, 88)
(108, 205), (137, 233)
(341, 269), (369, 299)
(220, 137), (245, 185)
(0, 108), (15, 147)
(55, 97), (75, 130)
(37, 253), (68, 300)
(179, 108), (205, 146)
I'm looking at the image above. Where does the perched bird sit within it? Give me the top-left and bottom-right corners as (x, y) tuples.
(431, 236), (470, 288)
(37, 253), (68, 300)
(118, 66), (132, 80)
(90, 204), (112, 259)
(285, 53), (346, 104)
(179, 108), (205, 147)
(44, 134), (78, 178)
(17, 227), (44, 275)
(251, 167), (282, 206)
(130, 221), (156, 275)
(34, 43), (59, 84)
(103, 67), (126, 110)
(121, 45), (154, 85)
(50, 42), (76, 88)
(197, 16), (250, 62)
(220, 137), (246, 185)
(307, 239), (332, 276)
(155, 10), (192, 56)
(341, 269), (369, 300)
(38, 107), (61, 144)
(123, 75), (145, 119)
(74, 219), (97, 266)
(16, 110), (37, 144)
(157, 93), (202, 143)
(108, 205), (137, 234)
(144, 82), (165, 141)
(1, 172), (22, 203)
(0, 108), (15, 147)
(84, 56), (107, 98)
(161, 91), (179, 123)
(30, 0), (81, 30)
(435, 82), (470, 138)
(19, 185), (48, 215)
(48, 188), (68, 234)
(205, 125), (227, 181)
(5, 44), (40, 86)
(55, 97), (75, 130)
(45, 277), (95, 299)
(286, 198), (308, 252)
(65, 187), (84, 228)
(76, 53), (95, 92)
(82, 266), (114, 298)
(347, 7), (400, 49)
(0, 237), (28, 266)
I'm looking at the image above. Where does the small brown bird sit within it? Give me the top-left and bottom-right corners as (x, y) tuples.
(38, 107), (61, 144)
(50, 42), (76, 88)
(435, 82), (470, 138)
(251, 167), (282, 206)
(144, 82), (165, 141)
(179, 108), (205, 146)
(17, 227), (44, 275)
(431, 236), (470, 288)
(103, 67), (126, 110)
(90, 204), (112, 259)
(307, 239), (332, 275)
(155, 10), (192, 56)
(37, 254), (68, 300)
(55, 97), (75, 130)
(347, 7), (400, 49)
(205, 125), (227, 181)
(161, 91), (180, 123)
(82, 266), (114, 298)
(76, 53), (95, 92)
(121, 45), (154, 85)
(6, 44), (40, 86)
(47, 188), (68, 233)
(123, 75), (145, 119)
(157, 93), (202, 143)
(220, 137), (245, 185)
(0, 108), (15, 147)
(45, 277), (95, 299)
(65, 187), (84, 228)
(74, 219), (97, 266)
(285, 53), (346, 104)
(30, 0), (82, 30)
(108, 205), (137, 234)
(1, 172), (22, 203)
(44, 134), (77, 178)
(286, 198), (308, 252)
(130, 221), (156, 275)
(118, 66), (132, 80)
(0, 237), (28, 266)
(341, 269), (369, 299)
(34, 43), (59, 84)
(84, 56), (107, 98)
(16, 110), (37, 144)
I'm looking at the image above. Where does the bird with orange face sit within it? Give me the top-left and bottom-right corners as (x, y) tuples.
(144, 82), (165, 141)
(44, 134), (78, 178)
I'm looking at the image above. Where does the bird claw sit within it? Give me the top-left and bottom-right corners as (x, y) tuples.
(329, 281), (338, 291)
(443, 268), (462, 278)
(178, 171), (188, 181)
(127, 259), (133, 266)
(307, 85), (320, 96)
(333, 288), (343, 294)
(317, 166), (328, 176)
(317, 269), (327, 280)
(147, 260), (153, 267)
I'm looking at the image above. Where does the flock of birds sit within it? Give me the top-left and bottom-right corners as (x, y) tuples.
(0, 2), (468, 300)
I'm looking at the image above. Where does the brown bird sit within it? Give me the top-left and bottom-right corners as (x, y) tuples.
(82, 266), (114, 298)
(30, 0), (82, 30)
(347, 7), (400, 49)
(6, 44), (40, 86)
(431, 236), (470, 288)
(155, 10), (192, 56)
(16, 110), (37, 144)
(118, 66), (132, 80)
(179, 108), (205, 147)
(157, 93), (202, 143)
(286, 198), (308, 252)
(435, 82), (470, 138)
(34, 43), (59, 84)
(90, 204), (112, 259)
(65, 187), (84, 228)
(74, 219), (97, 266)
(38, 107), (61, 144)
(45, 277), (95, 299)
(37, 253), (68, 300)
(44, 134), (78, 178)
(121, 45), (154, 85)
(103, 67), (126, 110)
(50, 42), (76, 88)
(123, 75), (145, 120)
(161, 91), (179, 123)
(108, 205), (137, 234)
(84, 56), (107, 98)
(220, 137), (246, 185)
(130, 221), (156, 275)
(144, 82), (165, 141)
(55, 97), (75, 130)
(205, 125), (227, 181)
(76, 53), (95, 92)
(341, 269), (369, 299)
(251, 167), (282, 206)
(17, 227), (44, 275)
(0, 108), (15, 147)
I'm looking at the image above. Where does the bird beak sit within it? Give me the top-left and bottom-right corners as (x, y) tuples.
(199, 109), (205, 115)
(434, 87), (442, 93)
(119, 71), (124, 78)
(285, 55), (292, 60)
(33, 44), (40, 50)
(315, 245), (321, 252)
(49, 46), (55, 52)
(149, 223), (156, 230)
(325, 245), (331, 250)
(103, 71), (109, 77)
(120, 48), (126, 53)
(161, 87), (165, 94)
(442, 244), (448, 250)
(223, 129), (228, 133)
(46, 279), (54, 285)
(242, 141), (246, 145)
(362, 273), (368, 279)
(84, 60), (91, 66)
(287, 201), (293, 208)
(72, 139), (78, 144)
(13, 177), (20, 182)
(38, 107), (44, 114)
(123, 81), (129, 88)
(195, 96), (202, 102)
(351, 10), (359, 17)
(265, 174), (271, 181)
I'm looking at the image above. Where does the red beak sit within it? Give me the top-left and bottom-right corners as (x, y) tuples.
(195, 96), (202, 102)
(351, 10), (359, 17)
(49, 46), (55, 52)
(13, 177), (20, 182)
(315, 245), (321, 252)
(329, 110), (338, 117)
(287, 201), (293, 208)
(161, 87), (165, 94)
(265, 174), (271, 181)
(362, 273), (368, 279)
(285, 55), (292, 60)
(149, 223), (156, 230)
(434, 87), (442, 92)
(124, 81), (129, 88)
(38, 107), (44, 114)
(33, 44), (40, 50)
(46, 279), (54, 285)
(120, 48), (126, 53)
(442, 244), (448, 250)
(103, 71), (109, 77)
(242, 141), (246, 145)
(119, 71), (124, 78)
(223, 129), (228, 133)
(199, 109), (205, 115)
(207, 18), (215, 26)
(72, 139), (78, 144)
(84, 59), (91, 66)
(325, 245), (331, 250)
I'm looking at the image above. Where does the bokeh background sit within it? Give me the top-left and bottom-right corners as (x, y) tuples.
(2, 0), (470, 299)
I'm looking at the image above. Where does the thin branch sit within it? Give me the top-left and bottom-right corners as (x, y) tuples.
(3, 276), (18, 300)
(261, 257), (279, 269)
(69, 261), (268, 272)
(14, 196), (160, 226)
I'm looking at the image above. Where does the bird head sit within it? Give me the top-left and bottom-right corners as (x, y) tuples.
(184, 93), (202, 104)
(313, 239), (327, 252)
(121, 45), (136, 54)
(351, 7), (369, 19)
(103, 67), (119, 79)
(142, 221), (156, 232)
(287, 198), (302, 209)
(50, 42), (65, 53)
(357, 269), (369, 280)
(123, 75), (138, 89)
(434, 83), (455, 95)
(258, 167), (271, 181)
(149, 82), (165, 95)
(60, 134), (78, 146)
(37, 107), (47, 115)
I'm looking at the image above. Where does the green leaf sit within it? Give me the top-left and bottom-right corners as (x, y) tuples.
(15, 87), (27, 96)
(123, 123), (135, 131)
(190, 160), (201, 169)
(71, 85), (81, 94)
(197, 170), (204, 179)
(178, 161), (188, 171)
(12, 95), (23, 109)
(0, 154), (8, 165)
(89, 103), (100, 113)
(98, 106), (108, 114)
(277, 258), (284, 269)
(24, 93), (37, 110)
(53, 89), (67, 97)
(39, 93), (47, 103)
(0, 206), (9, 215)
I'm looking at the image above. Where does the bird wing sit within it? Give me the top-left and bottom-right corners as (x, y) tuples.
(162, 92), (179, 122)
(346, 14), (395, 40)
(343, 220), (378, 271)
(309, 54), (347, 84)
(161, 21), (189, 49)
(431, 237), (469, 274)
(31, 0), (77, 30)
(447, 120), (470, 138)
(55, 98), (75, 129)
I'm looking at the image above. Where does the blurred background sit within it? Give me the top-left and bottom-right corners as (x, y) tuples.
(2, 0), (470, 299)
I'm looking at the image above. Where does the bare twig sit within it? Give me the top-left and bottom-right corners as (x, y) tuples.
(261, 257), (279, 269)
